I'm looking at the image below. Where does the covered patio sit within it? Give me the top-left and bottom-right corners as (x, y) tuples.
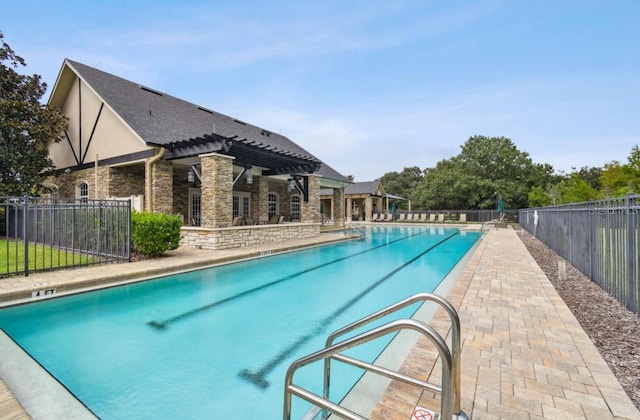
(156, 131), (349, 250)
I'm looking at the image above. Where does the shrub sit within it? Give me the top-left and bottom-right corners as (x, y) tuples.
(131, 211), (182, 257)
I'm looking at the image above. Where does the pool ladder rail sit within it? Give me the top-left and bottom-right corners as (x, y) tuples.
(283, 293), (468, 420)
(345, 222), (366, 239)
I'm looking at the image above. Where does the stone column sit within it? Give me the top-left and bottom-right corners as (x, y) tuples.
(200, 153), (234, 228)
(333, 187), (345, 226)
(152, 160), (174, 214)
(300, 175), (321, 223)
(346, 197), (352, 221)
(365, 196), (373, 222)
(257, 175), (270, 221)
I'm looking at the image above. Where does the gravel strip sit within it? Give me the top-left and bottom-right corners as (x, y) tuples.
(519, 230), (640, 409)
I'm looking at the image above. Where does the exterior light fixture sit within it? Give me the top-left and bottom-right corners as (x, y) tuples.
(288, 179), (296, 191)
(188, 170), (195, 183)
(246, 173), (253, 185)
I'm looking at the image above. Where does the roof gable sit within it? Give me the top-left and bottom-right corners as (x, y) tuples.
(49, 59), (349, 182)
(345, 181), (385, 196)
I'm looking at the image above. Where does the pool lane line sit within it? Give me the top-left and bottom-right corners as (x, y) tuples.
(237, 231), (460, 389)
(147, 228), (434, 330)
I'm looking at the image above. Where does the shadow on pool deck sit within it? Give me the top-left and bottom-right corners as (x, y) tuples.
(1, 227), (638, 419)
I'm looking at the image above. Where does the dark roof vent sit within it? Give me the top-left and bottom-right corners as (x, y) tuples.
(197, 106), (214, 114)
(260, 130), (271, 137)
(233, 118), (247, 126)
(140, 85), (163, 96)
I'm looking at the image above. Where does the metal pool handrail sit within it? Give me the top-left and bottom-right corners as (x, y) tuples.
(324, 292), (464, 418)
(283, 318), (453, 420)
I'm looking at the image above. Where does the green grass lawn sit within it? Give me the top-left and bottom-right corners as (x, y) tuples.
(0, 239), (94, 274)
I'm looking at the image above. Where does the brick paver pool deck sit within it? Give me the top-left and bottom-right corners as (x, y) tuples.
(1, 227), (638, 419)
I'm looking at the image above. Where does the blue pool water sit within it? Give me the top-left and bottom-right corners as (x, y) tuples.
(0, 226), (480, 419)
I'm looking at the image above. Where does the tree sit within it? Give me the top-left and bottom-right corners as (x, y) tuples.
(561, 172), (599, 203)
(0, 32), (67, 196)
(577, 166), (603, 191)
(378, 166), (424, 208)
(415, 135), (554, 210)
(415, 158), (470, 209)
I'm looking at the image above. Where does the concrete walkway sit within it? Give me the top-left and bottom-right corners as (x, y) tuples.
(1, 228), (638, 419)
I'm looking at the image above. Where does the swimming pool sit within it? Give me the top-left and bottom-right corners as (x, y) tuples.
(0, 225), (480, 419)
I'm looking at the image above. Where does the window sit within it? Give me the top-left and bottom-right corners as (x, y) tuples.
(290, 195), (301, 222)
(189, 188), (201, 226)
(268, 193), (278, 218)
(77, 181), (89, 202)
(233, 192), (251, 218)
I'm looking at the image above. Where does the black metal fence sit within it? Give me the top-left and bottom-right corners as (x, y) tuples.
(519, 195), (639, 316)
(1, 196), (131, 277)
(391, 209), (519, 223)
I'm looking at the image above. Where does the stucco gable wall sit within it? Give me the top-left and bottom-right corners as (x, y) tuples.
(49, 74), (151, 169)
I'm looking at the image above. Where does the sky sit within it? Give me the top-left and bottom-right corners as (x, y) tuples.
(2, 0), (639, 181)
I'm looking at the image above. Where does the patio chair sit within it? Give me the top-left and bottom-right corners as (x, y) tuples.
(371, 213), (379, 222)
(418, 213), (427, 223)
(428, 214), (436, 223)
(437, 213), (445, 223)
(397, 213), (406, 222)
(232, 216), (244, 226)
(458, 214), (467, 224)
(382, 213), (393, 222)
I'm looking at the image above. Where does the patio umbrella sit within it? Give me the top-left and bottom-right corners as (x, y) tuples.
(497, 197), (505, 214)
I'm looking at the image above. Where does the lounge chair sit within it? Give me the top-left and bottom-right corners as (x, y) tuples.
(371, 213), (379, 222)
(383, 213), (393, 222)
(407, 213), (415, 222)
(428, 214), (436, 223)
(397, 213), (406, 222)
(458, 214), (467, 224)
(232, 216), (244, 226)
(277, 215), (285, 224)
(437, 213), (445, 223)
(418, 213), (427, 223)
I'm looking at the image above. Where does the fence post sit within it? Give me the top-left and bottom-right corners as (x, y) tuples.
(588, 200), (594, 280)
(127, 199), (132, 262)
(23, 195), (29, 276)
(627, 194), (636, 313)
(569, 204), (573, 264)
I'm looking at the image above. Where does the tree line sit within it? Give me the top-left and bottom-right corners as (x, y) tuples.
(377, 136), (640, 211)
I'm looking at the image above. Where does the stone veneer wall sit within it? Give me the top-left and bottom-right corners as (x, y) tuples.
(333, 187), (345, 226)
(200, 153), (234, 228)
(180, 223), (320, 250)
(47, 165), (111, 199)
(300, 175), (320, 223)
(256, 175), (270, 220)
(109, 166), (145, 198)
(173, 167), (192, 223)
(151, 160), (173, 214)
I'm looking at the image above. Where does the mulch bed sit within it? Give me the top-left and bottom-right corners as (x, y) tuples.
(519, 230), (640, 409)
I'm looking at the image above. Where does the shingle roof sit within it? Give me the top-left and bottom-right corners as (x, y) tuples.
(62, 60), (349, 182)
(345, 181), (383, 195)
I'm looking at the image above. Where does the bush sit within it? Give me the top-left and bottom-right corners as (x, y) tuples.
(131, 211), (182, 257)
